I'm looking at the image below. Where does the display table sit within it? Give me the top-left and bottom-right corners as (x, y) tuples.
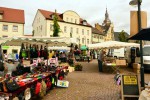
(0, 66), (68, 100)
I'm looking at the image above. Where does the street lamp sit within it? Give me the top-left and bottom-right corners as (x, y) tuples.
(129, 0), (144, 88)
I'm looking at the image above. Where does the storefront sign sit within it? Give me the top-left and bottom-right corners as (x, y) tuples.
(2, 46), (9, 49)
(123, 75), (137, 85)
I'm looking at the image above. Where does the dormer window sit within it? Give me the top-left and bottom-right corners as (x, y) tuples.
(83, 20), (87, 25)
(50, 14), (55, 19)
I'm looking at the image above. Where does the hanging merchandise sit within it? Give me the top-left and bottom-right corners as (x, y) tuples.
(37, 45), (40, 57)
(35, 82), (41, 95)
(19, 43), (24, 60)
(40, 45), (44, 58)
(24, 88), (31, 100)
(43, 46), (48, 60)
(25, 44), (29, 59)
(39, 80), (47, 97)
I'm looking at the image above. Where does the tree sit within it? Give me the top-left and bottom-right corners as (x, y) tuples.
(118, 30), (128, 42)
(53, 10), (60, 37)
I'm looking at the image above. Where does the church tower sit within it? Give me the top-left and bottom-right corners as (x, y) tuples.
(102, 7), (111, 26)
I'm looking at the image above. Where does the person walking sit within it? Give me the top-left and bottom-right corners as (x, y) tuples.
(98, 50), (105, 72)
(87, 50), (91, 63)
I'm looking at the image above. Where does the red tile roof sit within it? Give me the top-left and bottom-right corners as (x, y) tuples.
(0, 7), (25, 24)
(39, 9), (91, 27)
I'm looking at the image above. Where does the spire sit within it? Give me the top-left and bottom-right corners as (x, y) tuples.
(102, 7), (111, 26)
(105, 7), (109, 21)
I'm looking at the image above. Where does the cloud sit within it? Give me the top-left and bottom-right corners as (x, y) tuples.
(0, 0), (150, 35)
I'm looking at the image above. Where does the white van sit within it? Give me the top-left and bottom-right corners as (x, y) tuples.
(143, 45), (150, 71)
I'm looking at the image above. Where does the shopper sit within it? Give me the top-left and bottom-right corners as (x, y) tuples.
(98, 50), (105, 72)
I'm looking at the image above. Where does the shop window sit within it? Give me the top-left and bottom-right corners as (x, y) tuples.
(3, 25), (8, 31)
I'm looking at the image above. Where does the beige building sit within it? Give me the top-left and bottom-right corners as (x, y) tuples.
(32, 9), (92, 46)
(0, 7), (25, 54)
(94, 8), (114, 41)
(92, 27), (104, 43)
(0, 7), (25, 38)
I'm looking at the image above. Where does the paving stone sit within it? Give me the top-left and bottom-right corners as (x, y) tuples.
(41, 60), (150, 100)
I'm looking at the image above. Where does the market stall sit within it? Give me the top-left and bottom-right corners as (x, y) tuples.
(0, 36), (77, 100)
(88, 41), (140, 73)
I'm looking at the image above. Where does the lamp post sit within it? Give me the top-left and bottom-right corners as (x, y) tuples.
(129, 0), (144, 88)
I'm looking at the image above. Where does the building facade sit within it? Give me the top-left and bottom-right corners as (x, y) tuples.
(0, 7), (25, 38)
(32, 9), (92, 46)
(92, 27), (104, 43)
(94, 8), (114, 42)
(0, 7), (25, 54)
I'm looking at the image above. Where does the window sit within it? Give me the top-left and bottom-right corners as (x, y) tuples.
(41, 25), (42, 31)
(87, 39), (89, 44)
(50, 24), (53, 31)
(75, 19), (77, 23)
(66, 17), (68, 22)
(82, 38), (84, 44)
(52, 14), (55, 19)
(70, 27), (73, 33)
(76, 28), (78, 34)
(71, 18), (73, 22)
(39, 18), (40, 22)
(64, 26), (67, 33)
(39, 26), (40, 32)
(13, 25), (18, 32)
(82, 29), (84, 35)
(37, 27), (38, 32)
(3, 25), (8, 31)
(87, 30), (89, 35)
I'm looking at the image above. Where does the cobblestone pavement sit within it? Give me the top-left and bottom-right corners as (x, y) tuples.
(41, 60), (150, 100)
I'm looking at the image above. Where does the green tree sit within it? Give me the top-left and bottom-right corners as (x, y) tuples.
(118, 30), (128, 42)
(53, 10), (60, 37)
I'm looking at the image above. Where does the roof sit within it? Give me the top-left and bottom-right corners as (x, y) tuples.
(92, 27), (104, 35)
(0, 7), (25, 24)
(39, 9), (91, 27)
(114, 32), (129, 41)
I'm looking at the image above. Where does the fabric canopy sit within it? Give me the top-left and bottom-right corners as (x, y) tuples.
(0, 36), (77, 46)
(88, 41), (139, 49)
(80, 45), (87, 50)
(128, 28), (150, 41)
(48, 46), (70, 50)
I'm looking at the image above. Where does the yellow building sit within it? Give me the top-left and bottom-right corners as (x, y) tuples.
(94, 8), (114, 41)
(0, 7), (25, 54)
(92, 27), (104, 43)
(32, 9), (92, 46)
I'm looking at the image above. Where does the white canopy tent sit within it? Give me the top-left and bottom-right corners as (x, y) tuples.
(0, 36), (78, 46)
(88, 41), (140, 49)
(48, 46), (70, 50)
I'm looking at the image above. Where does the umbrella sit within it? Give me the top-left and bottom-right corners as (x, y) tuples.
(128, 28), (150, 40)
(80, 45), (87, 50)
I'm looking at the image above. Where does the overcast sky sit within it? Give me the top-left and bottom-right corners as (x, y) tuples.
(1, 0), (150, 35)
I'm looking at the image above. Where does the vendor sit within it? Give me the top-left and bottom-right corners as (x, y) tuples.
(98, 50), (106, 72)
